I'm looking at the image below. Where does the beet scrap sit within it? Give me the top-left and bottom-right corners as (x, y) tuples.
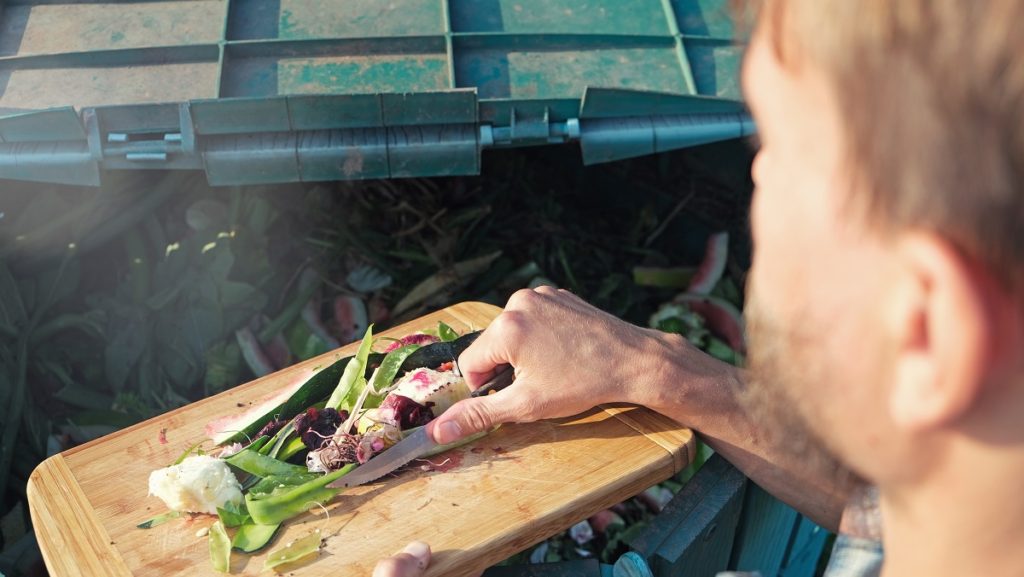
(378, 394), (434, 429)
(294, 407), (347, 450)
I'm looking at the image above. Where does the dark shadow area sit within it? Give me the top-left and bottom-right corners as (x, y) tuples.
(449, 0), (506, 33)
(0, 4), (28, 57)
(227, 0), (281, 40)
(454, 41), (512, 97)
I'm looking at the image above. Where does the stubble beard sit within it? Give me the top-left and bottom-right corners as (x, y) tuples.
(740, 295), (867, 497)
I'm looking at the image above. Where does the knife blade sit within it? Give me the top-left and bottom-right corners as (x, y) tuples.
(326, 426), (436, 489)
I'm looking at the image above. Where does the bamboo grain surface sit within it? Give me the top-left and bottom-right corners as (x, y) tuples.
(28, 301), (694, 577)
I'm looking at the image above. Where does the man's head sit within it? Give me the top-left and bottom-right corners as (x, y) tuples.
(740, 0), (1024, 491)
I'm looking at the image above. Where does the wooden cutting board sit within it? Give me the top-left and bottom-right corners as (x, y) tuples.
(28, 301), (694, 577)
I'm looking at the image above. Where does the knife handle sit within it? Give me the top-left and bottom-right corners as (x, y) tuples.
(470, 365), (515, 397)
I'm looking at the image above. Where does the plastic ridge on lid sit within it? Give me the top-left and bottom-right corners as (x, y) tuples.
(0, 0), (751, 185)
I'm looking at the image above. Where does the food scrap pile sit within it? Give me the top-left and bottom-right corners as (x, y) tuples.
(142, 323), (478, 573)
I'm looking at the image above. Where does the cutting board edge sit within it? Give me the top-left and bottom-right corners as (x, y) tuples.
(28, 454), (133, 577)
(600, 404), (696, 473)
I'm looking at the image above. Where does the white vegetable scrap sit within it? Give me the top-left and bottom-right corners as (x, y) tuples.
(148, 455), (242, 514)
(391, 368), (470, 414)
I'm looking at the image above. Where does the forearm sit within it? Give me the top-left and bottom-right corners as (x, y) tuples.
(633, 331), (849, 530)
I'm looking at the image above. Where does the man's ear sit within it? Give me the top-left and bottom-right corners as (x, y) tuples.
(886, 232), (994, 431)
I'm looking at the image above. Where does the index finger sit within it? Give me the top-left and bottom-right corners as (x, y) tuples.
(458, 313), (519, 388)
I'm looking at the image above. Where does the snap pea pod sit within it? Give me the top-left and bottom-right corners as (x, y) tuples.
(209, 521), (231, 573)
(262, 422), (297, 458)
(226, 447), (307, 478)
(263, 529), (323, 572)
(326, 326), (374, 411)
(246, 464), (356, 526)
(367, 344), (421, 399)
(248, 473), (320, 496)
(277, 436), (307, 461)
(437, 321), (459, 342)
(232, 522), (281, 553)
(246, 435), (271, 454)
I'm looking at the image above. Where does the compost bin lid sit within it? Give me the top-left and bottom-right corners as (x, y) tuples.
(0, 0), (753, 186)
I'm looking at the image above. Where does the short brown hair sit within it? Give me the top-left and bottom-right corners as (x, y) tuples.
(752, 0), (1024, 290)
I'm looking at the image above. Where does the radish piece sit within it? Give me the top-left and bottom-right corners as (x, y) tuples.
(688, 232), (729, 295)
(673, 293), (746, 353)
(334, 295), (369, 344)
(235, 327), (276, 377)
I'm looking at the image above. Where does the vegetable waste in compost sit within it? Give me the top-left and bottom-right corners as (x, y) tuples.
(141, 323), (481, 573)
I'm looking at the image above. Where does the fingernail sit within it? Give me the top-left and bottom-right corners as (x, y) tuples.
(437, 421), (463, 444)
(403, 541), (431, 568)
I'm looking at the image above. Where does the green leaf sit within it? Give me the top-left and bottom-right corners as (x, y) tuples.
(104, 314), (149, 392)
(437, 322), (459, 342)
(0, 262), (27, 327)
(218, 281), (260, 309)
(263, 529), (322, 572)
(54, 382), (113, 411)
(209, 520), (232, 573)
(326, 325), (373, 411)
(217, 501), (250, 528)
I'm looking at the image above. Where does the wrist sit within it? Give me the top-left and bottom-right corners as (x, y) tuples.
(629, 328), (741, 422)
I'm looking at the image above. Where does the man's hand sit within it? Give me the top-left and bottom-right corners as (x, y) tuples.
(373, 542), (431, 577)
(427, 287), (684, 445)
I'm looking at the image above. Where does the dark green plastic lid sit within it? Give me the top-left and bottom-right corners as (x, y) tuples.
(0, 0), (752, 185)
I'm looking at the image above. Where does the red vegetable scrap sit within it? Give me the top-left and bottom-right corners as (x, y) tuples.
(294, 407), (347, 450)
(377, 394), (434, 430)
(256, 419), (286, 439)
(437, 361), (454, 372)
(383, 333), (440, 353)
(158, 428), (168, 445)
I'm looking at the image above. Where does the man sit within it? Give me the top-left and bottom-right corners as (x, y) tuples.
(376, 1), (1024, 575)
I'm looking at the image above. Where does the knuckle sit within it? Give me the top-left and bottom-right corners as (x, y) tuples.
(507, 288), (539, 310)
(492, 310), (526, 339)
(535, 285), (559, 296)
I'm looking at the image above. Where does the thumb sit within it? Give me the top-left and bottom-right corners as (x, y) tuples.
(373, 541), (431, 577)
(427, 393), (520, 444)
